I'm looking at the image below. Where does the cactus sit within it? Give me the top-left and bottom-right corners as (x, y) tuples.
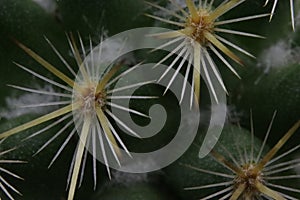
(0, 0), (299, 200)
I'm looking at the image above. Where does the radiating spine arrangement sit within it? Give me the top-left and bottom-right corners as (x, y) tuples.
(0, 140), (24, 200)
(0, 34), (154, 200)
(184, 115), (300, 199)
(0, 0), (299, 199)
(147, 0), (268, 105)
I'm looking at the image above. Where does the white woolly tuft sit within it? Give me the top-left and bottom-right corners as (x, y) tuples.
(32, 0), (57, 13)
(257, 40), (294, 73)
(0, 85), (59, 119)
(111, 170), (149, 185)
(226, 105), (244, 124)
